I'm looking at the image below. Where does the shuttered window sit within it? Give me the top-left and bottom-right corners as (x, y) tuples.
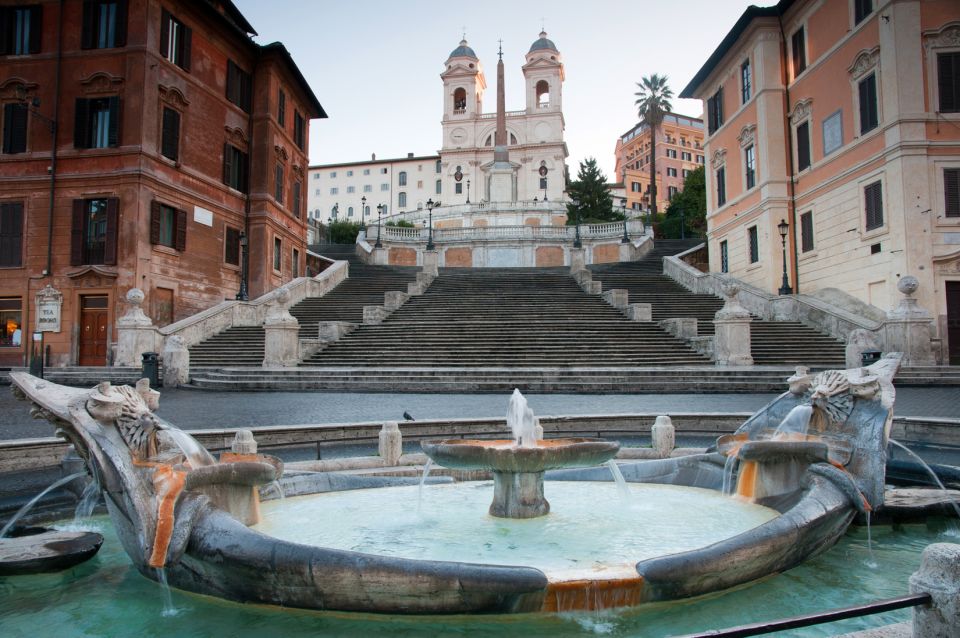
(938, 52), (960, 113)
(149, 201), (186, 251)
(791, 27), (806, 78)
(294, 110), (305, 150)
(292, 248), (299, 278)
(944, 168), (960, 218)
(274, 164), (284, 204)
(226, 60), (252, 113)
(800, 211), (814, 253)
(854, 0), (873, 25)
(292, 181), (301, 219)
(278, 89), (286, 126)
(160, 9), (191, 71)
(864, 181), (883, 231)
(223, 144), (248, 192)
(74, 96), (120, 148)
(744, 145), (756, 189)
(71, 198), (118, 266)
(225, 227), (241, 265)
(858, 73), (879, 134)
(273, 237), (281, 272)
(716, 167), (726, 207)
(161, 107), (180, 161)
(0, 202), (24, 267)
(748, 226), (759, 264)
(707, 88), (723, 134)
(0, 5), (42, 55)
(81, 1), (127, 49)
(2, 103), (27, 154)
(796, 121), (811, 171)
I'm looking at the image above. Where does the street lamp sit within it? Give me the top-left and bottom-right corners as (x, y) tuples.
(375, 204), (384, 248)
(16, 87), (57, 278)
(426, 198), (438, 250)
(778, 218), (793, 295)
(236, 231), (249, 301)
(360, 196), (367, 230)
(466, 179), (471, 204)
(621, 198), (630, 243)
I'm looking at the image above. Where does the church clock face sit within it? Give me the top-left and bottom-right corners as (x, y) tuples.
(451, 128), (467, 145)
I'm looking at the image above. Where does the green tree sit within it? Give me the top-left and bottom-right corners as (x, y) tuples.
(565, 158), (619, 224)
(634, 74), (674, 217)
(660, 166), (706, 239)
(385, 220), (415, 228)
(328, 220), (363, 244)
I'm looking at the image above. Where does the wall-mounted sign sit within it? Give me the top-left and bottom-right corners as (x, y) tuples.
(35, 284), (63, 333)
(194, 206), (214, 227)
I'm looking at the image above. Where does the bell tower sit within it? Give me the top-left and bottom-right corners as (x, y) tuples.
(523, 31), (563, 113)
(441, 39), (485, 120)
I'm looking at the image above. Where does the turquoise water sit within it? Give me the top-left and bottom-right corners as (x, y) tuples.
(0, 516), (955, 637)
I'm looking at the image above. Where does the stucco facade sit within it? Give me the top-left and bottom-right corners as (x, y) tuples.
(681, 0), (960, 364)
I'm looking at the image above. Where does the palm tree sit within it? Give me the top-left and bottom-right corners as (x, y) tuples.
(634, 74), (673, 217)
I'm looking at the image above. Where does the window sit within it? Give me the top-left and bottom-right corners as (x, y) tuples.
(292, 181), (301, 218)
(2, 103), (27, 154)
(273, 237), (281, 272)
(744, 145), (756, 189)
(329, 187), (337, 195)
(381, 205), (387, 215)
(292, 248), (299, 278)
(274, 165), (284, 204)
(540, 177), (548, 190)
(666, 167), (677, 177)
(71, 197), (118, 265)
(0, 5), (41, 55)
(346, 170), (352, 177)
(161, 107), (180, 161)
(436, 179), (442, 194)
(938, 52), (960, 113)
(791, 27), (806, 78)
(314, 189), (319, 196)
(697, 154), (705, 164)
(226, 60), (252, 112)
(398, 192), (407, 208)
(631, 182), (641, 193)
(666, 149), (677, 159)
(0, 202), (23, 267)
(858, 73), (878, 134)
(854, 0), (873, 25)
(225, 226), (241, 266)
(75, 96), (120, 149)
(667, 186), (678, 199)
(294, 110), (305, 150)
(222, 144), (248, 192)
(346, 186), (355, 194)
(716, 166), (726, 207)
(796, 121), (811, 171)
(946, 168), (960, 218)
(380, 167), (388, 174)
(377, 184), (385, 192)
(455, 182), (462, 194)
(748, 226), (759, 263)
(681, 151), (692, 161)
(453, 87), (466, 111)
(346, 206), (353, 217)
(160, 9), (190, 71)
(0, 297), (22, 347)
(822, 110), (843, 156)
(720, 240), (728, 273)
(398, 171), (407, 186)
(417, 180), (423, 188)
(329, 171), (336, 178)
(682, 169), (691, 178)
(864, 180), (883, 231)
(436, 159), (442, 173)
(277, 89), (285, 126)
(741, 59), (751, 103)
(150, 201), (186, 250)
(800, 211), (814, 252)
(707, 88), (724, 134)
(82, 1), (127, 49)
(363, 168), (370, 175)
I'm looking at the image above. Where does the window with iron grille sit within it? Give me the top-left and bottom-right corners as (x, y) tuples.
(864, 181), (883, 231)
(800, 211), (814, 252)
(748, 226), (759, 263)
(720, 240), (728, 273)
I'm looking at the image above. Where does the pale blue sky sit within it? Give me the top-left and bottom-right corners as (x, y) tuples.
(234, 0), (758, 178)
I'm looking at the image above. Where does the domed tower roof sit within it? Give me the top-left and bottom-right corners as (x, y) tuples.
(528, 31), (558, 53)
(448, 39), (478, 60)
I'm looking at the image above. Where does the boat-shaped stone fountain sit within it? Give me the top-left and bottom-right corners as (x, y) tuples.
(7, 354), (901, 614)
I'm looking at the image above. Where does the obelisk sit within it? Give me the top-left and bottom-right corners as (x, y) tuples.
(489, 40), (516, 202)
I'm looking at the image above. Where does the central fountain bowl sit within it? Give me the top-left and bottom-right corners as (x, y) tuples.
(422, 438), (620, 518)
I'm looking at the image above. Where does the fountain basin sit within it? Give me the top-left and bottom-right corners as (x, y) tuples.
(0, 526), (103, 575)
(420, 438), (620, 472)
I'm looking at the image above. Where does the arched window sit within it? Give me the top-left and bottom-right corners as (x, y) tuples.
(347, 206), (354, 217)
(436, 179), (442, 194)
(536, 80), (550, 107)
(331, 205), (338, 218)
(417, 201), (423, 210)
(484, 135), (493, 147)
(398, 192), (407, 208)
(453, 88), (467, 111)
(365, 205), (370, 216)
(398, 171), (407, 186)
(509, 133), (518, 145)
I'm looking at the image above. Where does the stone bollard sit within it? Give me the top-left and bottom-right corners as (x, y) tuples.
(384, 291), (410, 312)
(714, 280), (753, 366)
(378, 421), (403, 466)
(422, 250), (439, 276)
(363, 305), (388, 325)
(572, 269), (592, 286)
(162, 335), (190, 388)
(232, 430), (258, 455)
(660, 318), (698, 340)
(884, 275), (936, 366)
(910, 543), (960, 637)
(584, 280), (602, 295)
(602, 289), (629, 310)
(569, 247), (586, 273)
(625, 303), (652, 322)
(651, 416), (675, 458)
(263, 290), (300, 367)
(845, 329), (881, 369)
(115, 288), (158, 367)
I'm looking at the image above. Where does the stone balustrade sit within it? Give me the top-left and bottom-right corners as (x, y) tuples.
(366, 220), (645, 244)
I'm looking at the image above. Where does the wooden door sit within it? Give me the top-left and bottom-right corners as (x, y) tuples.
(948, 282), (960, 365)
(79, 296), (108, 366)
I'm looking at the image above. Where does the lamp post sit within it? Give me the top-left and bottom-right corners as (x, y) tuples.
(16, 88), (57, 277)
(572, 201), (582, 248)
(778, 218), (793, 295)
(360, 195), (367, 230)
(426, 198), (438, 250)
(236, 231), (249, 301)
(621, 197), (630, 243)
(375, 204), (383, 248)
(466, 179), (471, 204)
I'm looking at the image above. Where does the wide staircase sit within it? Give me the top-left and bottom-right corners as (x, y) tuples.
(299, 268), (709, 368)
(589, 240), (846, 367)
(187, 246), (419, 368)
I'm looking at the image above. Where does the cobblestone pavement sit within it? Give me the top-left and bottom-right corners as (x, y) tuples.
(1, 386), (957, 441)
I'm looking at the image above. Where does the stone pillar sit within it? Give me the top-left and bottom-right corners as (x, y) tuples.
(422, 250), (439, 276)
(363, 305), (388, 325)
(845, 329), (882, 369)
(602, 289), (629, 310)
(714, 281), (754, 366)
(384, 291), (410, 311)
(317, 321), (354, 343)
(262, 290), (300, 367)
(378, 421), (402, 466)
(651, 416), (675, 458)
(115, 289), (158, 367)
(884, 275), (936, 365)
(232, 430), (257, 455)
(162, 335), (189, 388)
(660, 318), (698, 340)
(910, 543), (960, 637)
(625, 303), (652, 322)
(569, 247), (586, 273)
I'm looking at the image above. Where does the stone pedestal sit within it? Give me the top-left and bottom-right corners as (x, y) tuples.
(584, 281), (602, 295)
(317, 321), (354, 343)
(651, 416), (675, 458)
(625, 303), (652, 322)
(845, 329), (882, 369)
(488, 157), (516, 203)
(660, 318), (698, 340)
(115, 289), (158, 367)
(363, 305), (388, 325)
(569, 247), (586, 274)
(422, 250), (439, 276)
(384, 291), (410, 311)
(491, 471), (548, 519)
(602, 289), (629, 310)
(378, 422), (402, 466)
(910, 543), (960, 637)
(162, 335), (189, 388)
(884, 275), (936, 365)
(262, 290), (300, 367)
(714, 281), (753, 366)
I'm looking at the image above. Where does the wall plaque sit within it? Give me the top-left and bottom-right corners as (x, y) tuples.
(35, 284), (63, 332)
